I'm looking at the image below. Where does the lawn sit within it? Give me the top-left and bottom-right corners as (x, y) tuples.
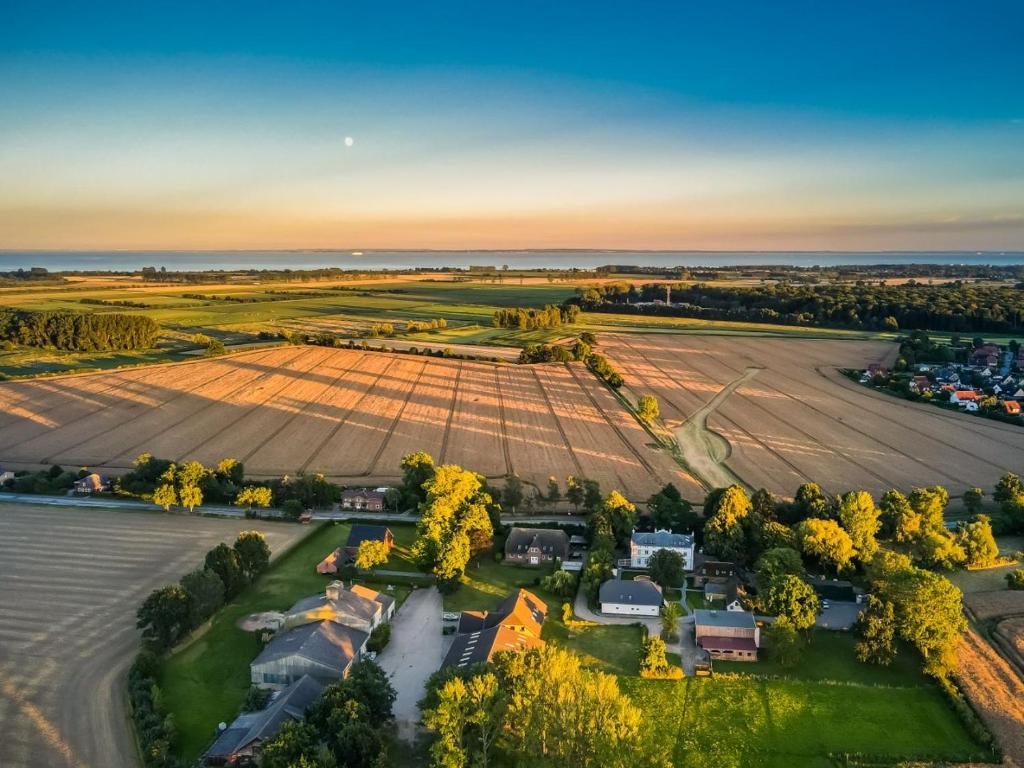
(160, 522), (413, 762)
(620, 674), (983, 767)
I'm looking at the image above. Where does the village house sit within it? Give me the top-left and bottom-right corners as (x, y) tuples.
(283, 580), (394, 633)
(442, 588), (548, 669)
(340, 488), (386, 511)
(909, 375), (931, 393)
(694, 609), (760, 661)
(203, 675), (323, 766)
(950, 390), (981, 409)
(599, 578), (663, 617)
(1004, 400), (1022, 416)
(250, 620), (368, 689)
(316, 525), (394, 574)
(693, 560), (738, 586)
(73, 473), (108, 494)
(503, 527), (568, 565)
(629, 529), (695, 570)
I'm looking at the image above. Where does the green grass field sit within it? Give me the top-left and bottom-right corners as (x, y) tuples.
(160, 522), (412, 762)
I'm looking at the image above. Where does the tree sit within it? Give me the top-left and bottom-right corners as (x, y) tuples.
(912, 529), (966, 570)
(647, 548), (685, 589)
(598, 491), (637, 548)
(765, 618), (801, 667)
(703, 485), (752, 562)
(541, 569), (577, 599)
(546, 476), (561, 503)
(660, 602), (684, 641)
(854, 595), (897, 665)
(501, 474), (524, 514)
(751, 488), (778, 521)
(216, 457), (245, 485)
(994, 472), (1024, 505)
(260, 721), (324, 768)
(178, 483), (203, 513)
(793, 482), (833, 521)
(565, 476), (584, 512)
(962, 487), (984, 515)
(908, 486), (949, 535)
(837, 490), (881, 561)
(413, 465), (495, 584)
(956, 518), (998, 570)
(281, 498), (305, 520)
(582, 479), (603, 512)
(880, 489), (918, 542)
(236, 485), (272, 515)
(647, 483), (697, 532)
(355, 539), (390, 570)
(177, 460), (209, 488)
(639, 635), (681, 679)
(136, 585), (190, 649)
(754, 547), (804, 591)
(205, 542), (245, 598)
(180, 568), (225, 627)
(234, 530), (271, 581)
(636, 395), (659, 424)
(423, 675), (471, 768)
(797, 518), (854, 574)
(763, 574), (819, 630)
(400, 451), (436, 507)
(152, 483), (177, 512)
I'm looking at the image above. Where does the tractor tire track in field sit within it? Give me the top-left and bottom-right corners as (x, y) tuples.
(36, 348), (294, 464)
(299, 357), (399, 474)
(531, 367), (585, 478)
(564, 362), (658, 477)
(493, 367), (514, 477)
(237, 353), (368, 464)
(366, 360), (429, 476)
(172, 347), (327, 463)
(437, 361), (464, 464)
(611, 335), (812, 491)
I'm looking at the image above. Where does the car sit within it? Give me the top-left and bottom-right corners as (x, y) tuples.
(821, 600), (831, 610)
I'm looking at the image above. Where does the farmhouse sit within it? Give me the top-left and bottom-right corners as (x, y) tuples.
(503, 527), (568, 565)
(340, 488), (386, 511)
(443, 588), (548, 669)
(599, 578), (663, 617)
(203, 675), (323, 766)
(251, 620), (368, 689)
(694, 609), (759, 661)
(629, 528), (695, 570)
(283, 580), (393, 633)
(693, 560), (738, 586)
(73, 473), (108, 494)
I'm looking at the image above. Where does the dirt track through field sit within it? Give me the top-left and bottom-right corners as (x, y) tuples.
(0, 504), (306, 768)
(956, 628), (1024, 766)
(602, 333), (1024, 497)
(0, 346), (695, 500)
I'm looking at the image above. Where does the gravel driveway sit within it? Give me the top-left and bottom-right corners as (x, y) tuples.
(377, 586), (450, 740)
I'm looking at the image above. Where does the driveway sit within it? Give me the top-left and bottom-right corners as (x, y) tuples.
(377, 586), (450, 740)
(815, 601), (863, 630)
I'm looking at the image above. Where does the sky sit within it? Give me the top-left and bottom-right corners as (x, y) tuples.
(1, 1), (1023, 251)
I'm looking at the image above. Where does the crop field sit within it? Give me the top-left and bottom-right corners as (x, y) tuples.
(601, 333), (1024, 497)
(0, 503), (307, 768)
(0, 345), (698, 499)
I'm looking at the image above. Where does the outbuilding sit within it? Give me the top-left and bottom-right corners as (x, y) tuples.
(599, 578), (663, 617)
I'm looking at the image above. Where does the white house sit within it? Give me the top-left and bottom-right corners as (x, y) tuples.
(599, 578), (664, 617)
(630, 529), (695, 571)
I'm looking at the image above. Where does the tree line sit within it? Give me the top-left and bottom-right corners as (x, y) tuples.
(0, 309), (160, 351)
(492, 304), (580, 330)
(570, 281), (1024, 333)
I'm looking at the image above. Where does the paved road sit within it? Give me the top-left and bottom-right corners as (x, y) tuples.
(815, 601), (863, 630)
(0, 503), (306, 768)
(376, 587), (450, 741)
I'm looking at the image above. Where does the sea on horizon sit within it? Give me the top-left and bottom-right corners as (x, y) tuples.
(0, 249), (1022, 273)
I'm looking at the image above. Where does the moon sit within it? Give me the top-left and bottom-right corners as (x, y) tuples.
(344, 136), (355, 147)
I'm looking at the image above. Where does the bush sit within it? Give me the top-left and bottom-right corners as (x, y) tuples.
(1007, 569), (1024, 590)
(280, 499), (305, 520)
(367, 623), (392, 653)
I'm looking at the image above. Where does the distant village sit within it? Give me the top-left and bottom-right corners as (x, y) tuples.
(860, 338), (1024, 424)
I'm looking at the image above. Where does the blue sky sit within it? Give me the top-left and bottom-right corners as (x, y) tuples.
(2, 1), (1022, 249)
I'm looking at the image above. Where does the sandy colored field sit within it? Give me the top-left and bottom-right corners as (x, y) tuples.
(965, 590), (1024, 622)
(601, 333), (1024, 498)
(0, 346), (697, 500)
(956, 627), (1024, 766)
(0, 503), (307, 768)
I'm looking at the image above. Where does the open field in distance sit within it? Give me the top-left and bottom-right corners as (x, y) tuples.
(0, 346), (699, 500)
(0, 503), (307, 768)
(602, 333), (1024, 497)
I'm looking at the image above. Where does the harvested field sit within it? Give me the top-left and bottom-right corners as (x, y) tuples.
(995, 616), (1024, 677)
(601, 333), (1024, 497)
(965, 590), (1024, 622)
(0, 346), (698, 500)
(0, 503), (307, 768)
(956, 627), (1024, 766)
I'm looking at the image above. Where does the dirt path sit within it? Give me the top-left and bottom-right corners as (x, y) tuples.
(672, 367), (760, 490)
(956, 627), (1024, 766)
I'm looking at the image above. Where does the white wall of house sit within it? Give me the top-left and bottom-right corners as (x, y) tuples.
(630, 544), (694, 570)
(600, 601), (660, 617)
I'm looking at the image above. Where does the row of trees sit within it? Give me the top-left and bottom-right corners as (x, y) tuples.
(136, 531), (271, 650)
(421, 645), (654, 768)
(492, 304), (580, 330)
(0, 309), (160, 350)
(571, 281), (1024, 333)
